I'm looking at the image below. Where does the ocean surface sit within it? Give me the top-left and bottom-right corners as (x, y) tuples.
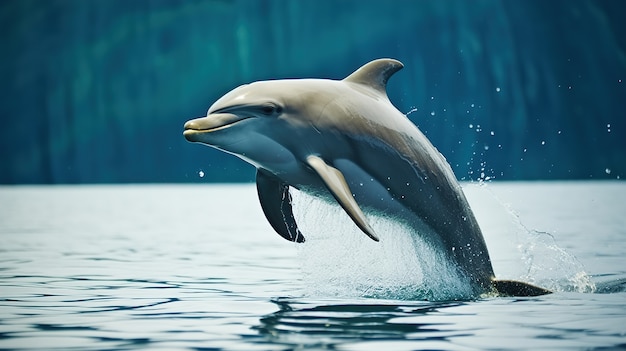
(1, 182), (625, 350)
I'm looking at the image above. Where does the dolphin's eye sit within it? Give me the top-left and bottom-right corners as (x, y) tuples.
(260, 103), (282, 116)
(261, 105), (274, 115)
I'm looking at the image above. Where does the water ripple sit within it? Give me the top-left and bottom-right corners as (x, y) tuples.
(0, 184), (625, 350)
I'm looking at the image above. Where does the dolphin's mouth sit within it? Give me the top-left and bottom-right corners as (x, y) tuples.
(183, 114), (252, 139)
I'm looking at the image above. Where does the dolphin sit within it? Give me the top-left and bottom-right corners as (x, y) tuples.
(183, 58), (550, 298)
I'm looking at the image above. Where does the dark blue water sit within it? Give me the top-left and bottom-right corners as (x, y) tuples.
(1, 182), (624, 350)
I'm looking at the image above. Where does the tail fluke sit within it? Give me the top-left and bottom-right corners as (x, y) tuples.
(492, 280), (552, 297)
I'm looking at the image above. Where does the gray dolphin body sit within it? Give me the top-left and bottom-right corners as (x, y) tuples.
(184, 59), (550, 298)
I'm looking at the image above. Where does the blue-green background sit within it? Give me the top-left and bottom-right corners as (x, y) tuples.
(2, 0), (624, 183)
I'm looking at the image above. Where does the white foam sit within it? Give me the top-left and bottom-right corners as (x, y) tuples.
(290, 189), (474, 301)
(290, 184), (596, 300)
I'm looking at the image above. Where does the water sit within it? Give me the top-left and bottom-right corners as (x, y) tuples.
(1, 182), (625, 350)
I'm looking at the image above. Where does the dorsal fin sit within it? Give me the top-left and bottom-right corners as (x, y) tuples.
(343, 58), (404, 95)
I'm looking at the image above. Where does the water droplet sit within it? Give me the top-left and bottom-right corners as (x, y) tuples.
(469, 124), (474, 129)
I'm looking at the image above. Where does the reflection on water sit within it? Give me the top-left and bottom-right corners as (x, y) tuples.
(255, 295), (626, 350)
(257, 298), (463, 342)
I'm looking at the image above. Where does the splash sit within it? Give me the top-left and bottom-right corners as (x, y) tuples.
(518, 229), (595, 293)
(472, 184), (596, 293)
(289, 184), (596, 300)
(289, 189), (474, 301)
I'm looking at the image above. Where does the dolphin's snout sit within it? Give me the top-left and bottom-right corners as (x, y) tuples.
(183, 117), (207, 141)
(183, 118), (200, 130)
(183, 113), (254, 142)
(184, 116), (216, 131)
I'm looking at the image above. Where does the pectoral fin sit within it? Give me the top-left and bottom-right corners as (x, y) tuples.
(306, 155), (379, 242)
(256, 169), (304, 243)
(492, 279), (552, 297)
